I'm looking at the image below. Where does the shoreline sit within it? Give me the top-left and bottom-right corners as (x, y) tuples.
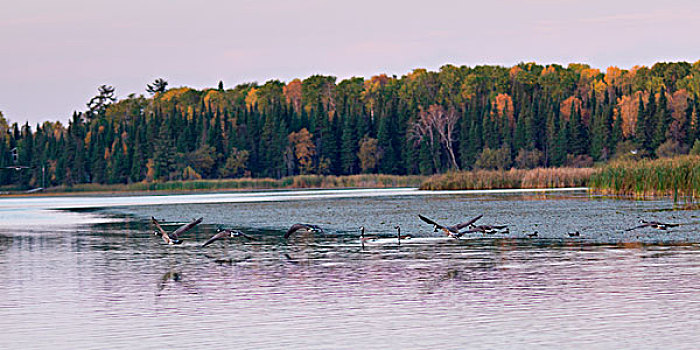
(0, 187), (590, 210)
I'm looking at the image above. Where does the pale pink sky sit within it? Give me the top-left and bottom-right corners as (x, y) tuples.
(1, 0), (700, 125)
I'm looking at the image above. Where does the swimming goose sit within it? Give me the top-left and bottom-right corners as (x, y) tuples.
(202, 228), (256, 247)
(418, 214), (483, 237)
(359, 226), (380, 248)
(284, 223), (324, 239)
(394, 225), (412, 245)
(567, 231), (581, 237)
(625, 220), (679, 231)
(527, 231), (539, 238)
(152, 217), (203, 245)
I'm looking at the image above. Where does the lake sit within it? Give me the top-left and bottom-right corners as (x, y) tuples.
(1, 188), (700, 349)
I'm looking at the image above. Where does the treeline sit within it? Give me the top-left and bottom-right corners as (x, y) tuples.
(1, 61), (700, 188)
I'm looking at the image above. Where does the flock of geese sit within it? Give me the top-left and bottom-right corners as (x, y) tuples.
(151, 215), (681, 248)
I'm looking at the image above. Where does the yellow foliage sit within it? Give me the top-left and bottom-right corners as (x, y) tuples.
(146, 159), (156, 182)
(406, 68), (427, 81)
(159, 87), (192, 102)
(182, 166), (202, 180)
(288, 128), (316, 174)
(245, 88), (258, 110)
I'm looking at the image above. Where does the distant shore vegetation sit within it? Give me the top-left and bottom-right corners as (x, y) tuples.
(1, 61), (700, 194)
(19, 174), (425, 194)
(590, 155), (700, 201)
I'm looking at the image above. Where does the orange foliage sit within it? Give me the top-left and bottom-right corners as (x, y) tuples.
(616, 91), (647, 137)
(560, 96), (582, 122)
(493, 93), (514, 126)
(670, 89), (690, 122)
(604, 66), (623, 87)
(283, 79), (302, 113)
(541, 65), (557, 76)
(580, 68), (600, 81)
(509, 66), (522, 80)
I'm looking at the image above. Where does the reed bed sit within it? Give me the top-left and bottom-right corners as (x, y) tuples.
(590, 155), (700, 200)
(42, 174), (425, 194)
(419, 168), (595, 190)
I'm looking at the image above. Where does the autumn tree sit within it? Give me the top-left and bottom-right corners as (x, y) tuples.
(288, 128), (316, 174)
(357, 136), (382, 173)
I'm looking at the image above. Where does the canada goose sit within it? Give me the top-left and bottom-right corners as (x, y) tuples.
(527, 231), (539, 238)
(284, 223), (324, 239)
(461, 224), (509, 235)
(418, 214), (483, 237)
(152, 217), (203, 245)
(202, 228), (256, 247)
(394, 225), (412, 245)
(567, 231), (581, 237)
(359, 226), (380, 248)
(625, 220), (679, 231)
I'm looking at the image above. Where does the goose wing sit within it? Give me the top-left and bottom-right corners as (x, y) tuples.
(418, 214), (448, 231)
(285, 223), (306, 239)
(238, 232), (257, 240)
(452, 214), (484, 231)
(151, 217), (172, 244)
(625, 224), (649, 231)
(171, 217), (203, 239)
(202, 230), (228, 247)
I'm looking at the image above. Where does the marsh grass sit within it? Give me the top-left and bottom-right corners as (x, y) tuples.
(42, 174), (425, 194)
(590, 155), (700, 200)
(419, 168), (595, 190)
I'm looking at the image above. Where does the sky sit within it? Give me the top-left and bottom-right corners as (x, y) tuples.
(1, 0), (700, 125)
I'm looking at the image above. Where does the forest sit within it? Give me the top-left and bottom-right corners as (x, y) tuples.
(1, 61), (700, 189)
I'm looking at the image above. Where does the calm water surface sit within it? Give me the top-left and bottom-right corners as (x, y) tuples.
(1, 189), (700, 349)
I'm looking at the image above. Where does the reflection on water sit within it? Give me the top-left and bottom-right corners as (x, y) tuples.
(1, 192), (700, 349)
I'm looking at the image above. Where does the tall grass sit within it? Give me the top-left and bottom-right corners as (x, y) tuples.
(590, 155), (700, 200)
(41, 174), (425, 194)
(419, 168), (595, 190)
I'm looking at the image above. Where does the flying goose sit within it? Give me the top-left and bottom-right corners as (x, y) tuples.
(284, 223), (324, 239)
(418, 214), (483, 237)
(625, 220), (679, 231)
(202, 228), (256, 247)
(461, 224), (509, 235)
(152, 216), (203, 245)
